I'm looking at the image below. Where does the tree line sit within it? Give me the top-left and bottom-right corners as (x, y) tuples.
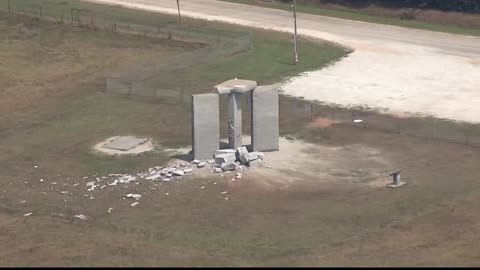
(281, 0), (480, 13)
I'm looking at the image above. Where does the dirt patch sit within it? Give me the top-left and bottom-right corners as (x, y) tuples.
(308, 116), (332, 128)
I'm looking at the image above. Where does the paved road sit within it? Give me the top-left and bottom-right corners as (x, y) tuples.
(88, 0), (480, 122)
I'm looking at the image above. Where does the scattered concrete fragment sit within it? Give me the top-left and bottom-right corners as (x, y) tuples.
(173, 170), (185, 176)
(124, 193), (142, 200)
(107, 208), (114, 213)
(108, 180), (119, 186)
(214, 168), (223, 173)
(215, 153), (236, 166)
(75, 214), (89, 221)
(236, 172), (242, 179)
(248, 159), (265, 168)
(197, 162), (206, 168)
(60, 191), (69, 195)
(162, 178), (171, 182)
(192, 159), (201, 164)
(24, 212), (33, 217)
(221, 162), (237, 172)
(184, 168), (193, 173)
(131, 202), (139, 207)
(236, 146), (249, 163)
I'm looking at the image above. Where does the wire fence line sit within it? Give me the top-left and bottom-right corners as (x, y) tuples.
(280, 97), (480, 148)
(1, 1), (253, 103)
(3, 2), (480, 148)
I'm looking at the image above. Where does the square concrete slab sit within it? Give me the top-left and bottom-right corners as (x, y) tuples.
(103, 136), (150, 151)
(214, 78), (257, 94)
(387, 181), (407, 188)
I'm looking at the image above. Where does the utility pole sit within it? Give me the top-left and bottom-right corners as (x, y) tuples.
(176, 0), (181, 24)
(293, 0), (299, 64)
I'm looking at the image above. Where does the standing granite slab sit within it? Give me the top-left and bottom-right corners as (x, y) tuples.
(251, 85), (279, 151)
(192, 93), (220, 160)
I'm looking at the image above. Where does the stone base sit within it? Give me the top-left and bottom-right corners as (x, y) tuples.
(387, 181), (407, 188)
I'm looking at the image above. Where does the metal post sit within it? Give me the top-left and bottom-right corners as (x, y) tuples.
(293, 0), (299, 64)
(176, 0), (181, 24)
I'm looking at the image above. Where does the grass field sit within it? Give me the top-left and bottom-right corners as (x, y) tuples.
(1, 0), (480, 267)
(222, 0), (480, 36)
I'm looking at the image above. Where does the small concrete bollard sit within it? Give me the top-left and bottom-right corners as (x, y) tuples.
(387, 170), (406, 188)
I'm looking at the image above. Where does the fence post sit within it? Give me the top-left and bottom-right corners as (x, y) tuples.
(365, 114), (369, 129)
(465, 127), (470, 145)
(310, 101), (314, 121)
(432, 118), (436, 139)
(331, 109), (335, 125)
(39, 6), (43, 18)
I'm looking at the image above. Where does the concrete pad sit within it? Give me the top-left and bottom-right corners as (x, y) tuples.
(103, 136), (149, 151)
(93, 136), (154, 156)
(387, 181), (407, 188)
(214, 78), (257, 95)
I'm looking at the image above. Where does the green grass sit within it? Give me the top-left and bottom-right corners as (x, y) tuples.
(0, 1), (349, 177)
(222, 0), (480, 36)
(2, 2), (480, 267)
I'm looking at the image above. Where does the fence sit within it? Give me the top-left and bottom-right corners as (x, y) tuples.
(1, 0), (253, 103)
(4, 2), (480, 148)
(279, 96), (480, 148)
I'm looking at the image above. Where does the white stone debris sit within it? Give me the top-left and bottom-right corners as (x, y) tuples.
(197, 162), (206, 168)
(34, 165), (38, 169)
(215, 153), (236, 166)
(173, 170), (185, 176)
(107, 208), (114, 213)
(192, 159), (201, 164)
(124, 193), (142, 200)
(184, 168), (193, 173)
(108, 180), (119, 186)
(200, 186), (205, 189)
(131, 202), (139, 207)
(236, 172), (242, 179)
(40, 179), (44, 182)
(60, 191), (69, 195)
(24, 212), (33, 217)
(75, 214), (89, 220)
